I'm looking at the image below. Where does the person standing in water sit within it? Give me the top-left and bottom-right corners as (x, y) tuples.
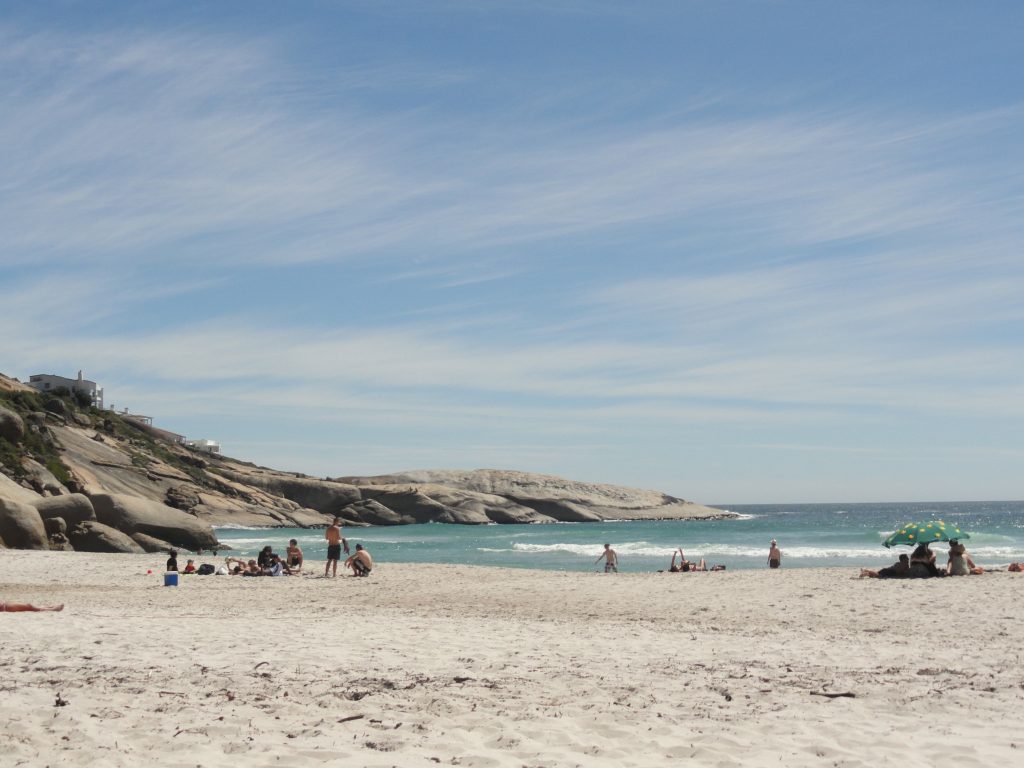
(595, 543), (618, 573)
(768, 539), (781, 569)
(324, 517), (350, 578)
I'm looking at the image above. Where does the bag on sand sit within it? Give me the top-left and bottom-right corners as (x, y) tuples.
(196, 563), (216, 576)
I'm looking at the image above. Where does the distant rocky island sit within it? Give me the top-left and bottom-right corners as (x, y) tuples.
(0, 372), (734, 553)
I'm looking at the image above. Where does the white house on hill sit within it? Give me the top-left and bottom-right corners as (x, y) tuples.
(186, 439), (220, 454)
(28, 370), (104, 408)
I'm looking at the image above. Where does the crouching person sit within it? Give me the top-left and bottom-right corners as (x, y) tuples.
(345, 544), (373, 577)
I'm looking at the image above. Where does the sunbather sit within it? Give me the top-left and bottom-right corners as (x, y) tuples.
(1, 602), (64, 612)
(861, 554), (911, 578)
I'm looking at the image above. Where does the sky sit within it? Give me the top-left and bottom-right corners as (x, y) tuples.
(2, 1), (1023, 504)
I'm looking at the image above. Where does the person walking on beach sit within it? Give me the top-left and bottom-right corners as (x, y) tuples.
(767, 539), (781, 569)
(596, 543), (618, 573)
(324, 517), (350, 578)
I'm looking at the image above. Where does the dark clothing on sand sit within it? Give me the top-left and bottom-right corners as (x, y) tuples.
(909, 561), (942, 578)
(878, 561), (910, 579)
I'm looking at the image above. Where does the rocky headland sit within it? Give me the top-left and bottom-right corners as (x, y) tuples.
(0, 372), (733, 553)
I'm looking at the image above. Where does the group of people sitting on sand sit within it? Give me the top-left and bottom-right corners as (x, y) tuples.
(224, 548), (297, 577)
(665, 548), (726, 572)
(860, 540), (986, 579)
(162, 523), (374, 579)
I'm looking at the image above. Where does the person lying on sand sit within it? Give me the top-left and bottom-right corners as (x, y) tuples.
(345, 544), (373, 577)
(669, 549), (690, 572)
(861, 553), (911, 579)
(1, 602), (64, 612)
(1009, 563), (1023, 572)
(225, 558), (262, 576)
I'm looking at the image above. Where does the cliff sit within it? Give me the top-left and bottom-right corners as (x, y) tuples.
(0, 375), (733, 552)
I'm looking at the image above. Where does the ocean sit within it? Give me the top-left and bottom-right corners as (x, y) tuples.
(213, 500), (1024, 572)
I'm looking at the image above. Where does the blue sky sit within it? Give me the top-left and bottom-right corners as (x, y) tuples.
(2, 1), (1023, 503)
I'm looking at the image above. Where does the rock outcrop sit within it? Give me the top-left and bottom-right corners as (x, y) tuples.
(90, 493), (220, 552)
(21, 458), (68, 496)
(0, 405), (25, 443)
(216, 468), (361, 515)
(129, 532), (178, 553)
(0, 471), (41, 506)
(2, 370), (732, 550)
(33, 493), (97, 527)
(338, 469), (731, 523)
(44, 517), (73, 551)
(0, 497), (49, 550)
(69, 521), (146, 554)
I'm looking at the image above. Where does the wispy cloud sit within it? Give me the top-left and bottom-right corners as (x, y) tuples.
(4, 25), (1022, 276)
(3, 19), (1024, 501)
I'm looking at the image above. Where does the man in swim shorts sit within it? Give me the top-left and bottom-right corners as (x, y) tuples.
(595, 543), (618, 573)
(324, 517), (349, 578)
(768, 539), (781, 569)
(286, 539), (303, 571)
(345, 543), (373, 577)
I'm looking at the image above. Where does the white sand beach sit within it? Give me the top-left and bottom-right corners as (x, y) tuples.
(2, 551), (1022, 767)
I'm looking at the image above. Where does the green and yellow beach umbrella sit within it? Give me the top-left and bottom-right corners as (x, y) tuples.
(883, 520), (969, 549)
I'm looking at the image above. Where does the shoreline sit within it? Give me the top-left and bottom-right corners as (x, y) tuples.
(3, 550), (1022, 766)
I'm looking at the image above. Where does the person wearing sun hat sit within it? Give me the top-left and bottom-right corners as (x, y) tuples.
(946, 539), (985, 576)
(946, 539), (970, 576)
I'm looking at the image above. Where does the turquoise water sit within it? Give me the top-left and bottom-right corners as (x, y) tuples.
(214, 500), (1024, 572)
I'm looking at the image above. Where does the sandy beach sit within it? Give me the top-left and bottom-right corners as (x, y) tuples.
(2, 551), (1022, 767)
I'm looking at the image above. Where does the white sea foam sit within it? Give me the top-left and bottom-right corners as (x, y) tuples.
(512, 541), (670, 557)
(508, 541), (1024, 560)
